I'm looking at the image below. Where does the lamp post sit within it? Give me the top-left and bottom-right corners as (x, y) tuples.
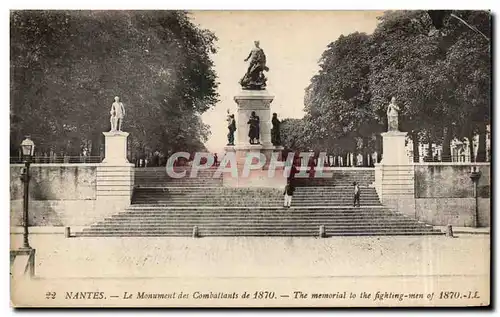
(20, 136), (35, 250)
(470, 166), (482, 228)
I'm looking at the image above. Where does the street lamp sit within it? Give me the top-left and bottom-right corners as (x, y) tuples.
(470, 166), (482, 228)
(20, 136), (35, 250)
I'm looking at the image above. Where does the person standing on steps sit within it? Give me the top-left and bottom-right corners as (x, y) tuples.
(353, 181), (361, 207)
(283, 180), (295, 208)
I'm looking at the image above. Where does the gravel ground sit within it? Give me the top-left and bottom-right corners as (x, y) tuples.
(10, 233), (490, 279)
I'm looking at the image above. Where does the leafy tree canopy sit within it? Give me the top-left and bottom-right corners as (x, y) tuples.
(10, 10), (219, 157)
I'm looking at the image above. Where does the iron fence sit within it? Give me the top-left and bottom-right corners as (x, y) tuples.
(10, 156), (103, 164)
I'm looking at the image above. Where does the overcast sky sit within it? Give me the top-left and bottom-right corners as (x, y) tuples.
(192, 11), (384, 154)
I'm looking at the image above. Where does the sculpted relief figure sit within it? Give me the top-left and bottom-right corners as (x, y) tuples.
(110, 96), (126, 132)
(240, 40), (269, 90)
(247, 111), (260, 144)
(387, 97), (400, 132)
(226, 109), (236, 146)
(271, 112), (281, 146)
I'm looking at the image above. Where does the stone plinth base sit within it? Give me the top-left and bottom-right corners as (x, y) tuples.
(96, 164), (134, 204)
(375, 163), (415, 217)
(102, 131), (129, 164)
(222, 145), (287, 188)
(226, 144), (284, 167)
(380, 131), (409, 165)
(100, 131), (134, 205)
(222, 167), (288, 188)
(234, 89), (275, 147)
(10, 248), (35, 278)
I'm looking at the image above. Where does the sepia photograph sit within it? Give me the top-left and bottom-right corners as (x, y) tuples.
(8, 7), (491, 308)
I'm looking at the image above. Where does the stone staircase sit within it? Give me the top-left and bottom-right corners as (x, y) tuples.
(293, 168), (375, 187)
(75, 167), (442, 237)
(134, 166), (223, 187)
(132, 187), (283, 207)
(75, 206), (441, 237)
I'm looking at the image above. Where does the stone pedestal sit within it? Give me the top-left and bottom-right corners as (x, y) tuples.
(102, 131), (130, 164)
(234, 89), (274, 147)
(98, 131), (134, 205)
(375, 130), (415, 217)
(228, 144), (284, 166)
(222, 89), (285, 188)
(380, 131), (409, 165)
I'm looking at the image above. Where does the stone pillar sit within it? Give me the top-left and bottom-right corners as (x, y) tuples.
(222, 89), (285, 188)
(380, 131), (409, 165)
(234, 89), (274, 147)
(97, 131), (134, 209)
(376, 131), (415, 218)
(102, 131), (129, 164)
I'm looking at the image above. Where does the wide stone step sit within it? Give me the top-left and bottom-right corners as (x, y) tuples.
(135, 191), (283, 198)
(132, 202), (284, 207)
(76, 231), (442, 238)
(89, 224), (431, 231)
(114, 207), (394, 212)
(108, 213), (406, 220)
(130, 198), (381, 201)
(93, 218), (422, 225)
(292, 201), (381, 205)
(110, 210), (401, 216)
(82, 225), (434, 232)
(77, 227), (438, 235)
(133, 187), (376, 192)
(133, 194), (379, 199)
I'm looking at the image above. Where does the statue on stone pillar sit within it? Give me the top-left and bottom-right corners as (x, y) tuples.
(110, 96), (126, 132)
(247, 111), (260, 144)
(271, 112), (281, 146)
(240, 40), (269, 90)
(387, 97), (400, 132)
(226, 109), (236, 146)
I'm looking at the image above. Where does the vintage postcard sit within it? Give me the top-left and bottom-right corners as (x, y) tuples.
(9, 9), (491, 307)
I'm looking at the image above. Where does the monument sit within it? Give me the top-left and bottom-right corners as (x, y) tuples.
(380, 97), (408, 165)
(271, 113), (281, 146)
(226, 110), (236, 146)
(387, 96), (400, 132)
(98, 95), (134, 212)
(239, 40), (269, 90)
(247, 111), (260, 144)
(102, 96), (129, 164)
(224, 41), (284, 186)
(376, 96), (413, 216)
(110, 96), (125, 132)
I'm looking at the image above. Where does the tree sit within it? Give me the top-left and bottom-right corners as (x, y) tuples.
(369, 10), (449, 162)
(280, 118), (308, 151)
(10, 10), (219, 157)
(303, 32), (380, 157)
(437, 10), (491, 161)
(302, 10), (491, 163)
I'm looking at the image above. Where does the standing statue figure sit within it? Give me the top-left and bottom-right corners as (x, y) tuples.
(110, 96), (126, 132)
(226, 109), (236, 146)
(240, 40), (269, 90)
(247, 111), (260, 144)
(387, 97), (400, 132)
(271, 112), (281, 146)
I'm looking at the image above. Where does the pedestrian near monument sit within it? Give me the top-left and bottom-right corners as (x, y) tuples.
(353, 181), (361, 207)
(283, 180), (295, 208)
